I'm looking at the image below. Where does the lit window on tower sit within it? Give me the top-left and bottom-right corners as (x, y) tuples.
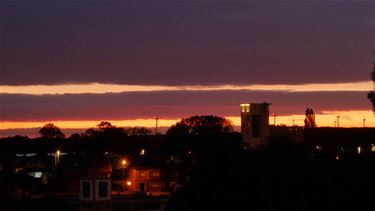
(240, 104), (250, 112)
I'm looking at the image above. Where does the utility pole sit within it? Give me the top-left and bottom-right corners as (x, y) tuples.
(272, 113), (277, 126)
(292, 119), (295, 126)
(336, 116), (340, 128)
(363, 118), (366, 128)
(155, 116), (159, 135)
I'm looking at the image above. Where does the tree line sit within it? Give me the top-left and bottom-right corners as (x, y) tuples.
(37, 115), (235, 140)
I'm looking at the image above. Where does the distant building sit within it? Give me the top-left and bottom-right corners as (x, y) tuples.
(240, 102), (270, 148)
(79, 157), (112, 211)
(126, 167), (162, 194)
(304, 127), (375, 155)
(269, 125), (304, 143)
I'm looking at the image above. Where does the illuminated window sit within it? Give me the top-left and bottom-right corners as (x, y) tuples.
(138, 171), (146, 178)
(27, 172), (43, 178)
(149, 171), (160, 177)
(240, 104), (250, 113)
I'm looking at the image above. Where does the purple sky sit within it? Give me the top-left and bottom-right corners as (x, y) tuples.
(2, 1), (373, 85)
(0, 0), (374, 125)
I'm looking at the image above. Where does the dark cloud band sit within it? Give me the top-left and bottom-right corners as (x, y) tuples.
(0, 90), (370, 121)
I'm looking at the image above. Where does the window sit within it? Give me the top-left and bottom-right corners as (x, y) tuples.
(240, 104), (250, 113)
(149, 171), (160, 178)
(27, 171), (43, 178)
(138, 171), (146, 178)
(82, 181), (91, 198)
(252, 115), (260, 137)
(98, 181), (108, 198)
(94, 179), (111, 201)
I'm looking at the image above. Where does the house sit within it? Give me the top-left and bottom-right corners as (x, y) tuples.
(126, 167), (161, 194)
(79, 154), (112, 211)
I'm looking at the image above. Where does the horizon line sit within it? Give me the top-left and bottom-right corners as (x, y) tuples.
(1, 110), (374, 130)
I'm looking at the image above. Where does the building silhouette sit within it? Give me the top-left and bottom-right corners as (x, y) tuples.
(240, 102), (270, 148)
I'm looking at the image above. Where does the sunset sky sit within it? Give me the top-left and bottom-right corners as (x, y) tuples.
(1, 0), (374, 136)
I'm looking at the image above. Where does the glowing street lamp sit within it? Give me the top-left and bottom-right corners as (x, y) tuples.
(55, 150), (61, 166)
(140, 149), (146, 156)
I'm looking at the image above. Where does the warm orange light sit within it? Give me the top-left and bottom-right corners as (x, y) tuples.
(240, 103), (250, 113)
(122, 159), (127, 165)
(140, 149), (145, 156)
(126, 181), (132, 186)
(0, 111), (374, 133)
(0, 119), (180, 130)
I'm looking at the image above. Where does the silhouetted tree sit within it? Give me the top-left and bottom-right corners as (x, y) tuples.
(97, 121), (113, 129)
(125, 127), (152, 136)
(68, 133), (81, 140)
(39, 123), (65, 139)
(166, 122), (190, 137)
(304, 108), (317, 128)
(84, 128), (98, 137)
(83, 121), (127, 138)
(167, 115), (233, 136)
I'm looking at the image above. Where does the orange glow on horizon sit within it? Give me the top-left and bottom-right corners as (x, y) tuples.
(0, 119), (180, 130)
(0, 110), (374, 131)
(227, 110), (375, 128)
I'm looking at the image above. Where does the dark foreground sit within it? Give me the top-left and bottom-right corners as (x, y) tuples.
(4, 195), (167, 211)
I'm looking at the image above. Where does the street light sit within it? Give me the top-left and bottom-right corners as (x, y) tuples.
(55, 150), (60, 166)
(140, 149), (145, 156)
